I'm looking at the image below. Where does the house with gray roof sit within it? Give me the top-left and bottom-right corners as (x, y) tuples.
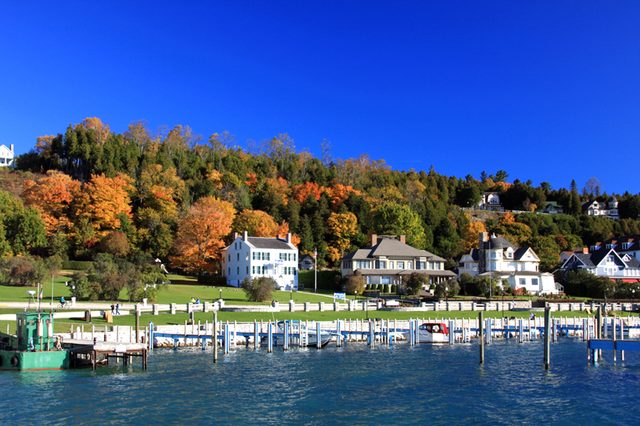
(222, 231), (298, 290)
(458, 232), (561, 295)
(560, 246), (640, 282)
(341, 234), (455, 287)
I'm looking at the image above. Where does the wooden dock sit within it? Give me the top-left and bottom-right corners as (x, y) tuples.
(63, 339), (148, 370)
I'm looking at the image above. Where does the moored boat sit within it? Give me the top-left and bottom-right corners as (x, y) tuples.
(404, 322), (449, 344)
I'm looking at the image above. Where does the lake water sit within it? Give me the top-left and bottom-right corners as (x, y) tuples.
(1, 339), (639, 425)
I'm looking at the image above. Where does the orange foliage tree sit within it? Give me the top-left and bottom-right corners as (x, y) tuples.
(292, 182), (323, 203)
(325, 183), (360, 208)
(170, 197), (236, 275)
(275, 221), (301, 246)
(23, 171), (81, 235)
(75, 174), (134, 237)
(233, 209), (279, 237)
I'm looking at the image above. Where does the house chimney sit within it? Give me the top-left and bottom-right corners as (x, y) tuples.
(286, 232), (291, 243)
(399, 235), (406, 244)
(9, 144), (14, 153)
(479, 232), (488, 246)
(233, 232), (238, 240)
(243, 231), (248, 241)
(582, 247), (589, 254)
(371, 234), (378, 246)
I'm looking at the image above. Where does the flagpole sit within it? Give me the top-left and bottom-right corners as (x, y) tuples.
(314, 248), (317, 293)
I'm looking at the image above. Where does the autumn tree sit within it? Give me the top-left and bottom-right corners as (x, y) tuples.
(23, 170), (80, 235)
(75, 174), (134, 238)
(170, 197), (236, 275)
(463, 220), (487, 252)
(326, 212), (358, 263)
(233, 209), (279, 237)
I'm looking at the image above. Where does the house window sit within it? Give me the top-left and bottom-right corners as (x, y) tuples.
(519, 278), (526, 286)
(532, 278), (539, 286)
(262, 266), (267, 274)
(228, 254), (230, 262)
(397, 261), (405, 269)
(237, 253), (240, 261)
(228, 267), (230, 275)
(294, 253), (297, 262)
(376, 260), (387, 269)
(237, 267), (239, 275)
(407, 261), (413, 269)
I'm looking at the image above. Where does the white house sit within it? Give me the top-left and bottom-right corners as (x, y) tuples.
(222, 231), (298, 290)
(341, 234), (456, 286)
(298, 254), (315, 271)
(0, 144), (14, 167)
(560, 247), (640, 283)
(458, 233), (561, 295)
(476, 192), (502, 211)
(583, 198), (619, 220)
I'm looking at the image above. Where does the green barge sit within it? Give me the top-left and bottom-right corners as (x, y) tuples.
(0, 312), (69, 371)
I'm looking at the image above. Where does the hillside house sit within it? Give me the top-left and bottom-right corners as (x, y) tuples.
(222, 231), (299, 290)
(458, 232), (561, 295)
(341, 235), (456, 287)
(0, 144), (14, 167)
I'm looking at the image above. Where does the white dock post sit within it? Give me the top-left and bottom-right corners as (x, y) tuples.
(621, 318), (625, 362)
(544, 307), (551, 370)
(518, 319), (524, 343)
(612, 316), (617, 363)
(284, 320), (289, 351)
(267, 322), (273, 353)
(304, 320), (309, 347)
(479, 312), (485, 364)
(316, 321), (322, 349)
(415, 319), (420, 345)
(337, 320), (342, 347)
(448, 320), (454, 345)
(254, 320), (259, 350)
(213, 311), (218, 363)
(582, 318), (588, 341)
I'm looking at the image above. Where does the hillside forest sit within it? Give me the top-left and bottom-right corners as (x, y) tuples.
(2, 117), (640, 287)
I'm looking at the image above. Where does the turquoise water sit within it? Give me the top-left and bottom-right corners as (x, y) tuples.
(1, 340), (639, 425)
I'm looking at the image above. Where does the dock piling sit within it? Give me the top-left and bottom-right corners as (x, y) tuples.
(544, 306), (551, 370)
(479, 312), (484, 364)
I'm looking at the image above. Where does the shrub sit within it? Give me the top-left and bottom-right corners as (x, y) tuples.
(390, 284), (397, 294)
(0, 256), (47, 286)
(343, 273), (365, 295)
(242, 277), (276, 302)
(406, 272), (428, 296)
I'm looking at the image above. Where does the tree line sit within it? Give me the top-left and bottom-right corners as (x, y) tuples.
(1, 117), (640, 286)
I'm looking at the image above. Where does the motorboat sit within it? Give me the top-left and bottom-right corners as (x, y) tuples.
(404, 322), (449, 344)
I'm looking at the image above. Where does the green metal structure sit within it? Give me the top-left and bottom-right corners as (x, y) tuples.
(0, 312), (69, 371)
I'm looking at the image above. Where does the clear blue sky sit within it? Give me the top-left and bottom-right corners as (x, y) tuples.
(1, 1), (639, 194)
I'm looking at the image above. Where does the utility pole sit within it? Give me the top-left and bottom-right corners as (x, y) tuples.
(314, 247), (318, 293)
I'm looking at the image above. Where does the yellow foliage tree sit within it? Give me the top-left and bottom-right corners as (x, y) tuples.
(326, 212), (358, 263)
(463, 220), (487, 252)
(234, 209), (279, 237)
(75, 174), (134, 237)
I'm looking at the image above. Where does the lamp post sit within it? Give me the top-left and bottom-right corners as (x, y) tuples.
(219, 288), (223, 301)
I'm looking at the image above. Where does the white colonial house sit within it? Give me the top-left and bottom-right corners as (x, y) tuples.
(560, 247), (640, 283)
(341, 234), (456, 286)
(0, 144), (15, 167)
(583, 198), (619, 220)
(222, 231), (298, 290)
(458, 233), (561, 295)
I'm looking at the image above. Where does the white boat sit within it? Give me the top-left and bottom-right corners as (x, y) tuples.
(262, 321), (333, 348)
(404, 322), (449, 344)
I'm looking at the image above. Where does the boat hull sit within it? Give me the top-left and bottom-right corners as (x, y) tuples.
(0, 350), (70, 371)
